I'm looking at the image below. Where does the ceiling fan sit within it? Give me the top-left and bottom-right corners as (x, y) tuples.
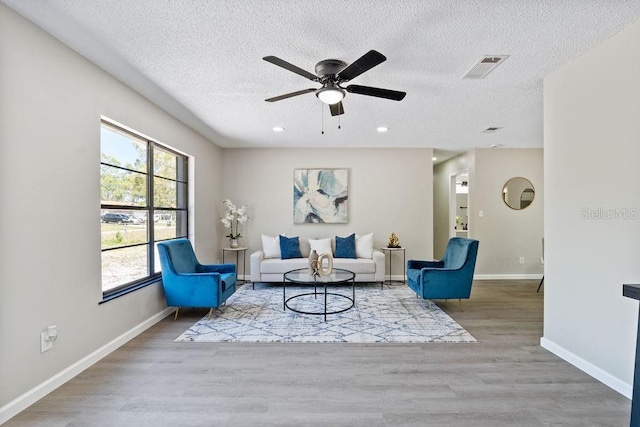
(263, 50), (406, 116)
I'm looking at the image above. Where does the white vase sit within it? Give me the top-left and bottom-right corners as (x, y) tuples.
(230, 238), (239, 248)
(308, 249), (319, 276)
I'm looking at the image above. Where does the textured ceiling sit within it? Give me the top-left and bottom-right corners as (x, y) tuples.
(4, 1), (640, 158)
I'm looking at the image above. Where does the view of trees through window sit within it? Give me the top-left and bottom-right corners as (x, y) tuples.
(100, 121), (188, 295)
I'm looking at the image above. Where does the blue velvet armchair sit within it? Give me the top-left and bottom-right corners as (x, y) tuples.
(157, 238), (237, 319)
(407, 237), (479, 310)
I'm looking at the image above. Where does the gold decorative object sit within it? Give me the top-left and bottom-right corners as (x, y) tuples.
(388, 232), (401, 248)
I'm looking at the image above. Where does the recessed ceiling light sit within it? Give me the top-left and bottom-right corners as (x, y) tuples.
(490, 144), (504, 148)
(432, 157), (437, 161)
(376, 127), (389, 132)
(272, 126), (285, 132)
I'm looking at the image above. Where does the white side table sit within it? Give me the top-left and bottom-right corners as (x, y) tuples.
(379, 247), (406, 287)
(222, 246), (248, 287)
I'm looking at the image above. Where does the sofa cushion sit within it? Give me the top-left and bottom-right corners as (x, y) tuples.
(299, 237), (311, 257)
(335, 233), (356, 258)
(309, 237), (332, 256)
(260, 257), (307, 273)
(332, 258), (376, 274)
(280, 235), (303, 259)
(355, 233), (374, 259)
(262, 234), (285, 258)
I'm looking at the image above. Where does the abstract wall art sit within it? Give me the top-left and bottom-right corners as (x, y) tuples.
(293, 168), (348, 224)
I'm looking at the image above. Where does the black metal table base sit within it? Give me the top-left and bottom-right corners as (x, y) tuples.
(283, 281), (356, 321)
(285, 292), (354, 321)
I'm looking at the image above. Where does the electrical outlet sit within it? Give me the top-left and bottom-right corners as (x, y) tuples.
(519, 257), (525, 264)
(41, 331), (53, 352)
(40, 325), (57, 353)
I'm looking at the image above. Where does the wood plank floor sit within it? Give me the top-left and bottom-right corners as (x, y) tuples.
(6, 280), (631, 426)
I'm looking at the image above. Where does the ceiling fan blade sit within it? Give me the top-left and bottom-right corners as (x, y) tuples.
(337, 50), (387, 82)
(346, 84), (406, 101)
(329, 101), (344, 116)
(265, 88), (317, 102)
(263, 56), (318, 81)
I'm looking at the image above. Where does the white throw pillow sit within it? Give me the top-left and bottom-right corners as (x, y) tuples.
(355, 233), (374, 259)
(262, 234), (285, 258)
(309, 237), (333, 256)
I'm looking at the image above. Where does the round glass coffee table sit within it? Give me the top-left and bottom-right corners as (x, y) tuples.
(283, 268), (356, 321)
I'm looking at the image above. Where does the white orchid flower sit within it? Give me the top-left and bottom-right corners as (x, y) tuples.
(221, 200), (249, 240)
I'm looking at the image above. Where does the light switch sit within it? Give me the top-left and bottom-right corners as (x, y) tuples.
(479, 210), (484, 218)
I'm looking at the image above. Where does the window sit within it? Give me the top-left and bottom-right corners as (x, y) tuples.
(100, 120), (188, 298)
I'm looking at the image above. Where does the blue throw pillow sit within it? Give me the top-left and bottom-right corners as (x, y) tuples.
(279, 235), (303, 259)
(334, 233), (356, 258)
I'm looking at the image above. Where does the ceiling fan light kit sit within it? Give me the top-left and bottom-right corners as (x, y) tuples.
(264, 50), (406, 116)
(316, 85), (345, 105)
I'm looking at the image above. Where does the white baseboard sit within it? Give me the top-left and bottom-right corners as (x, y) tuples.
(540, 337), (632, 399)
(474, 274), (543, 280)
(0, 307), (175, 425)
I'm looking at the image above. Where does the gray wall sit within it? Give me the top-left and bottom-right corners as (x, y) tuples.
(220, 148), (434, 278)
(0, 5), (223, 409)
(473, 148), (544, 276)
(543, 16), (640, 396)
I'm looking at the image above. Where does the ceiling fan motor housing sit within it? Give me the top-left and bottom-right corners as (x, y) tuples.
(315, 59), (348, 79)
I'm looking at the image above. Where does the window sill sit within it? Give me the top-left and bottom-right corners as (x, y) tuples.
(100, 275), (162, 304)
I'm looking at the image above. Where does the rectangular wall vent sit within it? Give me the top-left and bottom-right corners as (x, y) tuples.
(462, 55), (509, 79)
(482, 127), (503, 133)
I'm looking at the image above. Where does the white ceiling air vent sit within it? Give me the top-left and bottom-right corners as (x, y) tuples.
(462, 55), (509, 79)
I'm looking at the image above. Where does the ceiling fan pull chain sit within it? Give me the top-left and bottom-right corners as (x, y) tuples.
(338, 114), (341, 130)
(321, 102), (325, 135)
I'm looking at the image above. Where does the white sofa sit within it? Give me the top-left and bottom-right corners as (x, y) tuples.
(250, 236), (385, 284)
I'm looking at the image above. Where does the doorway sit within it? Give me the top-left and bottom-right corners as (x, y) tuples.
(449, 170), (469, 239)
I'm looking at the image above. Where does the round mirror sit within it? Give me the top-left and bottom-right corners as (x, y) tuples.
(502, 177), (535, 210)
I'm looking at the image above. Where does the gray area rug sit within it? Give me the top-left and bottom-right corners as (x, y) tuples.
(175, 282), (476, 343)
